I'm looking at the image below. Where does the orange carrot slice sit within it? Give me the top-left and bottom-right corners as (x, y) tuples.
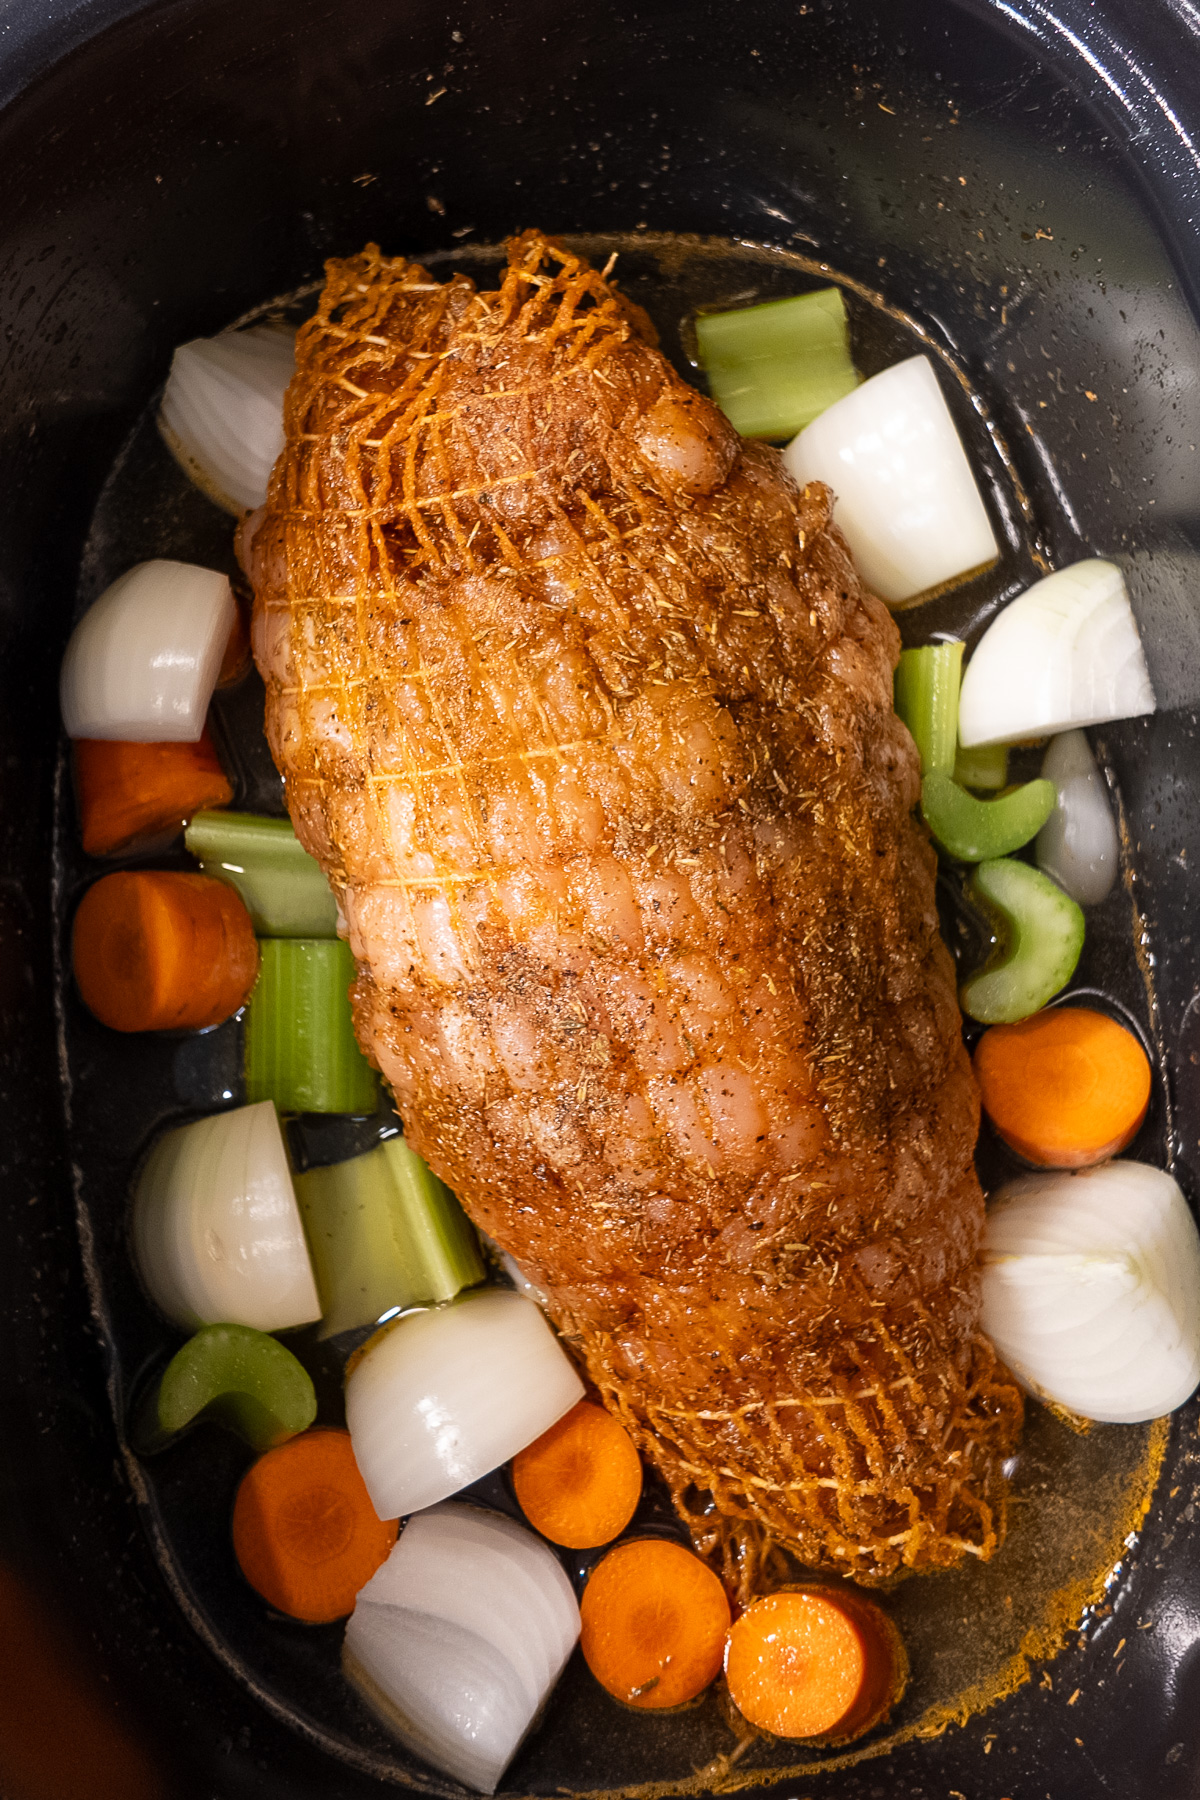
(579, 1537), (730, 1709)
(72, 870), (258, 1032)
(512, 1400), (643, 1549)
(232, 1428), (397, 1624)
(974, 1005), (1151, 1168)
(74, 726), (232, 858)
(724, 1587), (905, 1743)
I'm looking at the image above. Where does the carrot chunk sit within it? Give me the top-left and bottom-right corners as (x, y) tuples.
(724, 1587), (905, 1743)
(74, 726), (232, 858)
(72, 870), (258, 1032)
(232, 1427), (397, 1623)
(974, 1005), (1151, 1168)
(579, 1537), (730, 1708)
(512, 1400), (643, 1548)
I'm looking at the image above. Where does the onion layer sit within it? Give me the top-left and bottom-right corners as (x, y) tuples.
(132, 1100), (321, 1332)
(981, 1161), (1200, 1423)
(60, 561), (235, 743)
(783, 354), (999, 606)
(345, 1288), (584, 1520)
(958, 559), (1155, 748)
(158, 324), (295, 516)
(1036, 729), (1119, 906)
(344, 1501), (580, 1793)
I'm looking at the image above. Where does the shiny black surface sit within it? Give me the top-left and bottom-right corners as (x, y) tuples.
(1, 1), (1200, 1796)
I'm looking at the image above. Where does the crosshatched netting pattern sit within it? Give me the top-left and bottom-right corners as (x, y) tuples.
(250, 231), (1022, 1587)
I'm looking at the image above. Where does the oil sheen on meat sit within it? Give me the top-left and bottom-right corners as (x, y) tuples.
(250, 232), (1023, 1586)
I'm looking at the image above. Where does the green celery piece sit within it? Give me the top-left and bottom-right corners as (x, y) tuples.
(961, 857), (1085, 1025)
(695, 288), (858, 439)
(921, 773), (1056, 862)
(295, 1137), (485, 1340)
(894, 643), (964, 776)
(954, 740), (1009, 791)
(186, 810), (339, 938)
(133, 1323), (316, 1454)
(245, 938), (378, 1115)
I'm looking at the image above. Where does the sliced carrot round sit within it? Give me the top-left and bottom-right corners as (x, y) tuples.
(974, 1005), (1150, 1168)
(724, 1588), (903, 1743)
(579, 1537), (730, 1709)
(74, 728), (232, 858)
(232, 1427), (396, 1623)
(72, 869), (258, 1033)
(512, 1400), (643, 1549)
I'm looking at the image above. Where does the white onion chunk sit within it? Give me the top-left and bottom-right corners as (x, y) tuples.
(132, 1100), (321, 1331)
(159, 323), (295, 516)
(60, 560), (234, 742)
(345, 1288), (584, 1520)
(1036, 729), (1119, 905)
(783, 354), (999, 605)
(981, 1161), (1200, 1424)
(344, 1502), (580, 1793)
(958, 559), (1155, 748)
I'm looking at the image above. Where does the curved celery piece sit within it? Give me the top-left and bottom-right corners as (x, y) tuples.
(921, 773), (1056, 863)
(695, 288), (857, 439)
(245, 938), (377, 1115)
(954, 740), (1008, 792)
(185, 810), (338, 938)
(894, 642), (963, 776)
(133, 1323), (316, 1454)
(961, 857), (1085, 1025)
(295, 1137), (485, 1339)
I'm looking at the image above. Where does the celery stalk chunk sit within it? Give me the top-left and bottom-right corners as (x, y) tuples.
(244, 938), (378, 1114)
(295, 1137), (485, 1339)
(961, 857), (1085, 1025)
(954, 740), (1009, 791)
(185, 810), (338, 938)
(921, 773), (1056, 862)
(893, 642), (963, 776)
(695, 288), (858, 439)
(133, 1323), (316, 1454)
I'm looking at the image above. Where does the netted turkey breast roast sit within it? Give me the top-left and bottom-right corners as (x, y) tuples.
(249, 231), (1022, 1586)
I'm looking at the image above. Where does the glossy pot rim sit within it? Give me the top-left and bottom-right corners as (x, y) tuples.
(5, 4), (1200, 1798)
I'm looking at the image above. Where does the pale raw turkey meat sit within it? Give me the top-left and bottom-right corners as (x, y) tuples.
(249, 231), (1022, 1587)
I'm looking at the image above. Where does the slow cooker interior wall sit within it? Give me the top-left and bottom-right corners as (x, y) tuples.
(0, 1), (1197, 1796)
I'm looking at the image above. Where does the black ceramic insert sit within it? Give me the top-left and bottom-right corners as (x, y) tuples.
(1, 3), (1199, 1799)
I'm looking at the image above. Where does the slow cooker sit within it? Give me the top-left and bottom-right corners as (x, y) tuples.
(1, 1), (1199, 1796)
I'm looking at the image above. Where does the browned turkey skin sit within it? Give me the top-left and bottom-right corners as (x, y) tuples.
(250, 231), (1022, 1588)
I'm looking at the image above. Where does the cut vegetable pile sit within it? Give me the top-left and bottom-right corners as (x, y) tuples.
(55, 269), (1198, 1797)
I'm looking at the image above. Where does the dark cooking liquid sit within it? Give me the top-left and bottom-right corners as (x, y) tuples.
(54, 235), (1169, 1796)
